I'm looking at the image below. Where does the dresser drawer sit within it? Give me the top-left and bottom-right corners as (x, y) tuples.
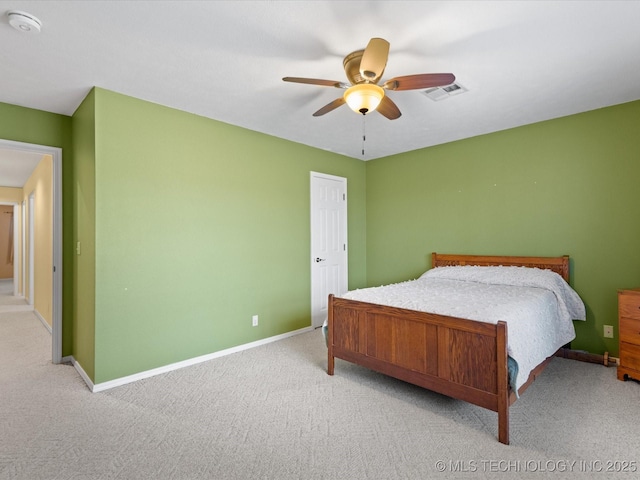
(619, 294), (640, 320)
(620, 317), (640, 346)
(620, 342), (640, 372)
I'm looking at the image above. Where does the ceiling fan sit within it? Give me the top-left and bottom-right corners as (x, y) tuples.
(283, 37), (455, 120)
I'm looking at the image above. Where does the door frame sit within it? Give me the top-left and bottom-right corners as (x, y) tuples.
(0, 139), (63, 364)
(0, 202), (18, 284)
(13, 203), (19, 295)
(28, 192), (35, 306)
(21, 199), (26, 297)
(310, 171), (348, 328)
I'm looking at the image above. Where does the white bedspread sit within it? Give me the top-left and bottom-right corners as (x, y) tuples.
(339, 266), (586, 391)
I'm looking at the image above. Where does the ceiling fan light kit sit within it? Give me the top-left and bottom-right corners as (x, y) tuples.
(344, 84), (384, 115)
(283, 37), (455, 120)
(7, 10), (42, 34)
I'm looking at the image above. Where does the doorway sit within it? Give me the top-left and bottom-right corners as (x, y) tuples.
(0, 139), (62, 364)
(0, 202), (31, 312)
(0, 204), (14, 280)
(310, 172), (347, 328)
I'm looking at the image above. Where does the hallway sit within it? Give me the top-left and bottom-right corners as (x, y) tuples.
(0, 278), (33, 312)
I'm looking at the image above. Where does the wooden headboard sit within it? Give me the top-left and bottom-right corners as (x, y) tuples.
(431, 253), (570, 283)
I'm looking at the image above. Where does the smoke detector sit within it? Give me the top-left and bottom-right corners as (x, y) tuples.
(7, 10), (42, 34)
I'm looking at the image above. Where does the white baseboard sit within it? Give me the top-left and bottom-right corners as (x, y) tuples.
(63, 355), (96, 391)
(34, 309), (52, 334)
(67, 326), (314, 393)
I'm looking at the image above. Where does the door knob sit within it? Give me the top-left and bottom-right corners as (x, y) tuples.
(315, 257), (326, 262)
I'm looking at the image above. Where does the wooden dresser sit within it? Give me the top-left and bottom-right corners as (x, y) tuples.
(618, 288), (640, 381)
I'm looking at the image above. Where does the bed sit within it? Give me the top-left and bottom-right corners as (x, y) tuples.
(326, 253), (586, 445)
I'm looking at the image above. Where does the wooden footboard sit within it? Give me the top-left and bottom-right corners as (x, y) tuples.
(327, 295), (511, 444)
(327, 253), (570, 445)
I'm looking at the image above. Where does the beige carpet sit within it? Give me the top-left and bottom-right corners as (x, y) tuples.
(1, 307), (639, 479)
(0, 279), (28, 307)
(0, 279), (10, 294)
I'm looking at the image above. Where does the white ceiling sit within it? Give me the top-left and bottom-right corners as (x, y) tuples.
(0, 147), (43, 187)
(1, 0), (640, 176)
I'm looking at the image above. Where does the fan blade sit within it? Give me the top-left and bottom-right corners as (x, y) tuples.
(359, 38), (390, 83)
(376, 96), (401, 120)
(383, 73), (456, 91)
(283, 77), (347, 88)
(313, 97), (346, 117)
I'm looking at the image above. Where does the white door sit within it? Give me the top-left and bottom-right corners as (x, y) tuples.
(310, 172), (347, 328)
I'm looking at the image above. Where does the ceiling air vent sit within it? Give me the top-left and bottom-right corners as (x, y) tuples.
(422, 82), (467, 101)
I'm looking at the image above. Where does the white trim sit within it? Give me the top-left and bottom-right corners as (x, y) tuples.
(0, 139), (63, 364)
(21, 200), (26, 297)
(69, 326), (314, 393)
(34, 308), (52, 334)
(28, 192), (35, 306)
(310, 171), (347, 183)
(51, 144), (63, 364)
(12, 204), (19, 295)
(64, 355), (95, 391)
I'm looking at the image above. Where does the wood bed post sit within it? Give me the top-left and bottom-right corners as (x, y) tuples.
(496, 320), (509, 445)
(327, 294), (335, 376)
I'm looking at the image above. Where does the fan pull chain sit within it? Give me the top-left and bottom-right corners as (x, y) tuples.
(361, 114), (366, 157)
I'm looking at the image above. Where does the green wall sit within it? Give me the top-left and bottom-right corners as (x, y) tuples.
(366, 100), (640, 356)
(90, 89), (367, 383)
(4, 94), (638, 383)
(0, 101), (75, 357)
(70, 91), (97, 379)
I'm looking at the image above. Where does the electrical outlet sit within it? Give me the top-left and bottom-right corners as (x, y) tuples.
(603, 325), (614, 338)
(252, 315), (258, 327)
